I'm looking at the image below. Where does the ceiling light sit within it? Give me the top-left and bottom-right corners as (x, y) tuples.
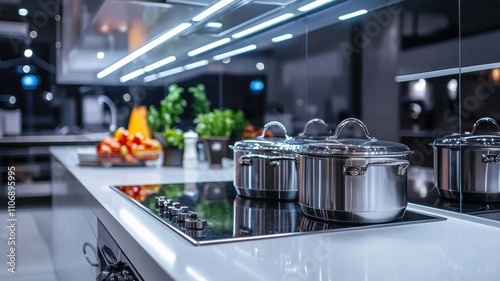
(144, 56), (176, 72)
(97, 52), (105, 59)
(213, 45), (257, 61)
(192, 0), (234, 22)
(143, 74), (158, 83)
(232, 13), (294, 39)
(29, 31), (38, 39)
(222, 58), (231, 64)
(188, 38), (231, 57)
(97, 23), (191, 79)
(157, 67), (184, 79)
(205, 22), (223, 28)
(9, 96), (16, 104)
(256, 62), (265, 70)
(24, 49), (33, 58)
(22, 65), (31, 73)
(298, 0), (334, 12)
(18, 8), (28, 16)
(120, 69), (145, 83)
(271, 34), (293, 43)
(338, 9), (368, 20)
(184, 60), (209, 70)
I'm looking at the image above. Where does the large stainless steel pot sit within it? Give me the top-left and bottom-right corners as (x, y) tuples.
(232, 121), (302, 200)
(432, 117), (500, 202)
(296, 118), (413, 223)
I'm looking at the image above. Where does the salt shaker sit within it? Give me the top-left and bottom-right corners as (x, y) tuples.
(183, 130), (199, 169)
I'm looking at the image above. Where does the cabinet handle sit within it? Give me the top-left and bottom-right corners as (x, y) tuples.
(82, 242), (99, 267)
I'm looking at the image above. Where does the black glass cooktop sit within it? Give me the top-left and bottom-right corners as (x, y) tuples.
(111, 181), (445, 246)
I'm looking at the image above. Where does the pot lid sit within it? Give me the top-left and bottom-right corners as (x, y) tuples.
(432, 117), (500, 148)
(297, 118), (412, 157)
(233, 121), (316, 152)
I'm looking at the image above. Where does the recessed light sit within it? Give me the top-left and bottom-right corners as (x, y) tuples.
(24, 49), (33, 58)
(298, 0), (334, 12)
(144, 56), (176, 72)
(205, 22), (223, 29)
(22, 65), (31, 73)
(18, 8), (28, 16)
(97, 52), (105, 59)
(120, 69), (145, 83)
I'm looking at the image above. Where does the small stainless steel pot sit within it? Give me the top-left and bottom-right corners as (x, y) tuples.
(432, 117), (500, 202)
(296, 118), (413, 223)
(232, 121), (303, 200)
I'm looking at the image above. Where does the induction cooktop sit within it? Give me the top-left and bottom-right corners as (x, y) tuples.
(111, 181), (446, 246)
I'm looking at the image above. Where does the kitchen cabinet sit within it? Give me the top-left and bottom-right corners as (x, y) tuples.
(51, 157), (99, 281)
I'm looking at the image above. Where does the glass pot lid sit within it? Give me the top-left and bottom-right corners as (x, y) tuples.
(298, 118), (412, 157)
(432, 117), (500, 148)
(233, 121), (316, 152)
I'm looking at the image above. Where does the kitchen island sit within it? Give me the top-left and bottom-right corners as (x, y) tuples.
(50, 146), (500, 281)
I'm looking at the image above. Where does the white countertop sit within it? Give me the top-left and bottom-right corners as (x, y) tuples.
(51, 146), (500, 281)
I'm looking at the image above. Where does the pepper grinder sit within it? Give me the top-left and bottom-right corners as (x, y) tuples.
(183, 130), (199, 169)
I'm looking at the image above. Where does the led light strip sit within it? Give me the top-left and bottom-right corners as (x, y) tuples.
(213, 45), (257, 61)
(97, 23), (191, 79)
(144, 60), (210, 83)
(271, 34), (293, 43)
(188, 38), (231, 57)
(298, 0), (334, 12)
(338, 9), (367, 20)
(119, 56), (176, 83)
(232, 13), (294, 39)
(192, 0), (234, 22)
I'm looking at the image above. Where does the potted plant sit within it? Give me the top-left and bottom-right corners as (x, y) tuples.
(147, 84), (186, 166)
(194, 108), (247, 168)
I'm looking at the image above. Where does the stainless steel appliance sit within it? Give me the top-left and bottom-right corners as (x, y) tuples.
(432, 117), (500, 202)
(111, 181), (444, 246)
(297, 118), (413, 223)
(97, 220), (142, 281)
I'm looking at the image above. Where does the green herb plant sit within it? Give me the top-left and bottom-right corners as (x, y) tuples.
(147, 84), (187, 149)
(188, 84), (211, 116)
(194, 108), (246, 139)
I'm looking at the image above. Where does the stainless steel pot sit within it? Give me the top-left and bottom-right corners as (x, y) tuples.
(432, 117), (500, 202)
(233, 196), (301, 237)
(296, 118), (413, 223)
(232, 121), (302, 200)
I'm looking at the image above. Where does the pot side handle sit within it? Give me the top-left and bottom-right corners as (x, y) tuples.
(239, 154), (296, 167)
(344, 160), (409, 176)
(482, 154), (500, 164)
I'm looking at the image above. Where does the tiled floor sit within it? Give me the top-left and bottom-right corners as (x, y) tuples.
(0, 203), (57, 281)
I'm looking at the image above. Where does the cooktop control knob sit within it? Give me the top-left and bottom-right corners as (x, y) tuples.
(155, 196), (166, 208)
(178, 210), (195, 223)
(171, 206), (189, 216)
(185, 217), (207, 230)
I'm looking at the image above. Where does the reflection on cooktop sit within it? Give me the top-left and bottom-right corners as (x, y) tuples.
(112, 181), (445, 246)
(407, 179), (500, 219)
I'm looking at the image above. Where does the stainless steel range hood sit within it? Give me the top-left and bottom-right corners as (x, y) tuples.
(57, 0), (399, 85)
